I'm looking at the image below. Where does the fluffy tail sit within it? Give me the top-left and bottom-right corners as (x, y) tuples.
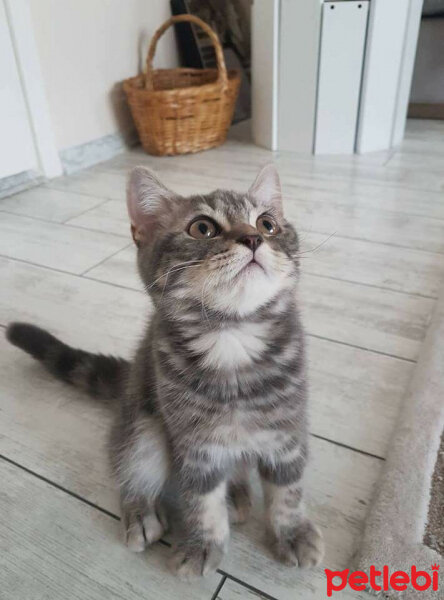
(6, 322), (128, 402)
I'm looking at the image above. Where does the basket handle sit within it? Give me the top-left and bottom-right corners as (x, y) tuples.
(145, 14), (228, 91)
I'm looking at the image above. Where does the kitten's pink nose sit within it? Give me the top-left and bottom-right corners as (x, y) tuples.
(238, 234), (263, 253)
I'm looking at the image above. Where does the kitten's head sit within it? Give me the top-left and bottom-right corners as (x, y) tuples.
(127, 164), (299, 316)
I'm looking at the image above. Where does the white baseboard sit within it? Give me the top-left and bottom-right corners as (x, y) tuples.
(0, 132), (138, 196)
(0, 170), (43, 199)
(59, 131), (138, 175)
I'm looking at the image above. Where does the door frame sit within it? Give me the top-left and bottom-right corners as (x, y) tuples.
(4, 0), (62, 178)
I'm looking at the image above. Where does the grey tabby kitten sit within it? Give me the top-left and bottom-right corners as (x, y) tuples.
(6, 164), (324, 577)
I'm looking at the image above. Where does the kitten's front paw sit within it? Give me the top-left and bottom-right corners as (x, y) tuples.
(169, 541), (226, 579)
(122, 507), (166, 552)
(271, 518), (324, 568)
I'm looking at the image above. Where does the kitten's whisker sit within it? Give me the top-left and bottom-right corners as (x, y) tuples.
(297, 232), (336, 256)
(146, 260), (204, 291)
(157, 264), (204, 308)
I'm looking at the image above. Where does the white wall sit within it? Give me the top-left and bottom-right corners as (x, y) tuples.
(29, 0), (177, 152)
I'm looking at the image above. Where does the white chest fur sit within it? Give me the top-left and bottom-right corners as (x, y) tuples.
(188, 321), (270, 370)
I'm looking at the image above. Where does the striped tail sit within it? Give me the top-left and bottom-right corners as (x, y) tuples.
(6, 322), (128, 402)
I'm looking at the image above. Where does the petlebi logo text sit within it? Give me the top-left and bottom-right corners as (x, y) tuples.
(325, 564), (440, 596)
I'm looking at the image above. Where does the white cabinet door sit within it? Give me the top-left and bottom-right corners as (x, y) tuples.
(315, 1), (369, 154)
(357, 0), (415, 153)
(278, 0), (322, 153)
(0, 0), (38, 178)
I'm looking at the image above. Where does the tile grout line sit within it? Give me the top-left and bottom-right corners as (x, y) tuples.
(0, 253), (144, 292)
(98, 160), (444, 198)
(0, 253), (94, 279)
(67, 130), (444, 168)
(61, 197), (111, 224)
(307, 333), (418, 364)
(218, 573), (279, 600)
(63, 222), (129, 239)
(290, 169), (444, 197)
(44, 181), (123, 202)
(382, 147), (398, 168)
(298, 227), (444, 256)
(84, 274), (142, 292)
(0, 453), (121, 521)
(0, 210), (129, 241)
(310, 434), (385, 461)
(300, 206), (444, 225)
(95, 153), (444, 198)
(210, 574), (228, 600)
(301, 270), (438, 301)
(80, 242), (133, 276)
(2, 183), (107, 204)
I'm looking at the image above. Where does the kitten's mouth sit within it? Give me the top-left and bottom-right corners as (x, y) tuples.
(248, 257), (261, 267)
(240, 256), (265, 275)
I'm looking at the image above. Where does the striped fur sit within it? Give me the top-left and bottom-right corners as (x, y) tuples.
(6, 164), (324, 576)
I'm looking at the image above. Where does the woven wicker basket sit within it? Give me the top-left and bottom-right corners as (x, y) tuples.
(123, 14), (241, 156)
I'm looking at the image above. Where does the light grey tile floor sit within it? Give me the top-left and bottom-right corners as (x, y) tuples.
(1, 119), (444, 599)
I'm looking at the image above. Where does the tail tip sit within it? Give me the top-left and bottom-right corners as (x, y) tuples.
(5, 322), (55, 360)
(5, 322), (26, 346)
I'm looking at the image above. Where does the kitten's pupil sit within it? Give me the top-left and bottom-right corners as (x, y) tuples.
(256, 215), (278, 235)
(188, 217), (218, 239)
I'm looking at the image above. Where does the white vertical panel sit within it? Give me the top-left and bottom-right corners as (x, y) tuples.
(357, 0), (411, 153)
(391, 0), (423, 146)
(5, 0), (62, 177)
(251, 0), (280, 150)
(0, 0), (37, 178)
(315, 1), (369, 155)
(278, 0), (322, 153)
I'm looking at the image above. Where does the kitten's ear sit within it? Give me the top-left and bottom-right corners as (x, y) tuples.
(248, 163), (283, 215)
(127, 166), (176, 245)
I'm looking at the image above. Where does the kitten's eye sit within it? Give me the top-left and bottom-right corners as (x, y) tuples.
(256, 215), (279, 236)
(188, 217), (219, 239)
